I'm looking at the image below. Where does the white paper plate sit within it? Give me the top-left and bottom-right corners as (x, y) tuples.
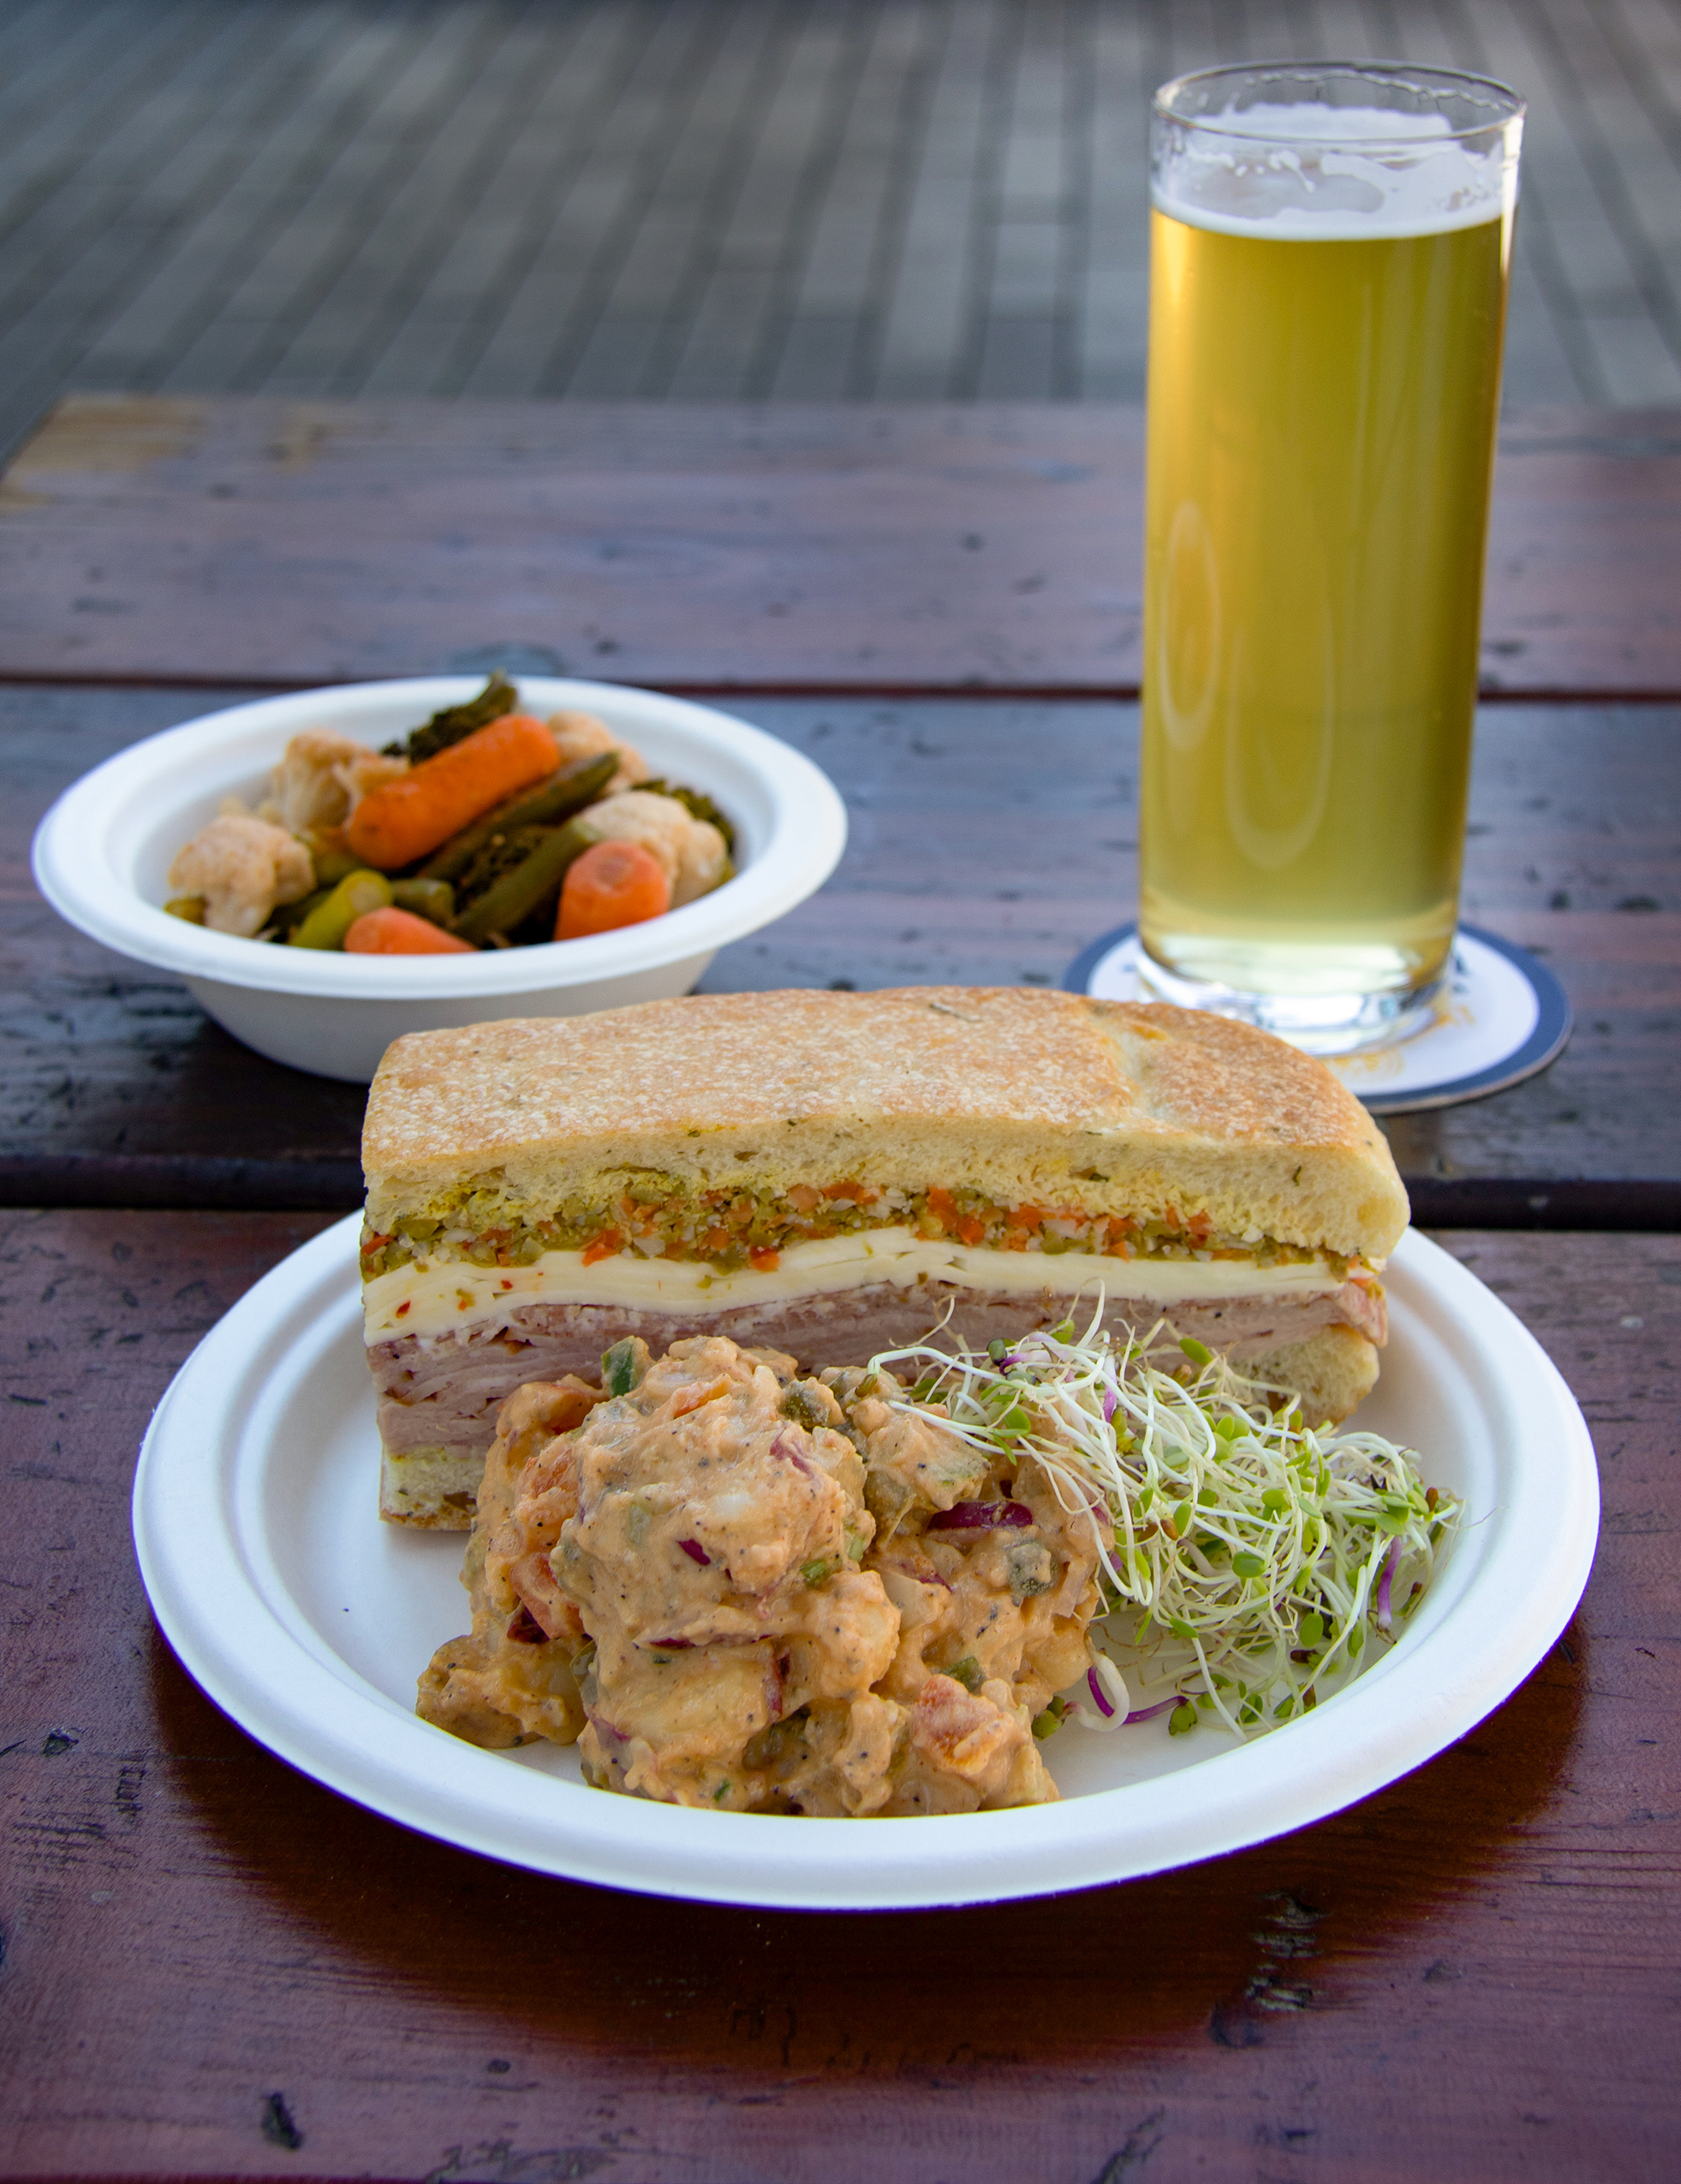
(133, 1217), (1598, 1910)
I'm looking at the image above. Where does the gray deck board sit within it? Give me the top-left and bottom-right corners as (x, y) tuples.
(3, 0), (1680, 452)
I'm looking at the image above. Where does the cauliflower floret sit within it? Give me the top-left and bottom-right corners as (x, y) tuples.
(167, 814), (315, 938)
(257, 730), (407, 842)
(582, 791), (728, 907)
(547, 710), (648, 795)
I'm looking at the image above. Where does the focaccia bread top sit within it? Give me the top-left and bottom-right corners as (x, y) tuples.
(362, 988), (1409, 1258)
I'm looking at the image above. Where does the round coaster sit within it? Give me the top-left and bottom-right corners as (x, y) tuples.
(1063, 923), (1571, 1114)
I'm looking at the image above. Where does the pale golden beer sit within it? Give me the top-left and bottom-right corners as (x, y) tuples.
(1139, 66), (1523, 1050)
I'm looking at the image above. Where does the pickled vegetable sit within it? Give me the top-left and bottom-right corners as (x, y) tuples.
(160, 671), (735, 959)
(307, 844), (365, 886)
(288, 868), (393, 949)
(557, 838), (671, 938)
(382, 671), (516, 763)
(269, 884), (332, 940)
(344, 907), (476, 955)
(346, 713), (559, 870)
(420, 751), (617, 886)
(641, 778), (736, 856)
(390, 876), (456, 927)
(451, 819), (594, 944)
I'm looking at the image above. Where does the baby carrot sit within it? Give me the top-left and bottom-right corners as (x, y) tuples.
(344, 713), (558, 870)
(556, 839), (671, 939)
(343, 906), (477, 954)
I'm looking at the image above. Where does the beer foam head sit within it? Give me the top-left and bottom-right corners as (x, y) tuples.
(1154, 99), (1519, 239)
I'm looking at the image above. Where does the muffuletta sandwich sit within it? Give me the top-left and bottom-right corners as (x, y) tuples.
(360, 987), (1408, 1525)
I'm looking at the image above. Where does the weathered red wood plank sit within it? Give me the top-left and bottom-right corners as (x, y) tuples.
(0, 396), (1676, 695)
(0, 1212), (1674, 2181)
(3, 684), (1679, 1203)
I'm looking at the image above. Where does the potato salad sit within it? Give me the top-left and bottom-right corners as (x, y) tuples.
(416, 1313), (1457, 1815)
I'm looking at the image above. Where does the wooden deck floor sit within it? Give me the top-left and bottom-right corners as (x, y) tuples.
(2, 0), (1679, 456)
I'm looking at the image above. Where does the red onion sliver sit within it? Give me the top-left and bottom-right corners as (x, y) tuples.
(505, 1605), (546, 1644)
(1376, 1541), (1400, 1631)
(678, 1538), (711, 1566)
(927, 1500), (1034, 1532)
(769, 1429), (814, 1476)
(926, 1502), (995, 1531)
(1087, 1665), (1116, 1719)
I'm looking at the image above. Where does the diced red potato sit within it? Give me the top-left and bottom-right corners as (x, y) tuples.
(899, 1674), (1051, 1810)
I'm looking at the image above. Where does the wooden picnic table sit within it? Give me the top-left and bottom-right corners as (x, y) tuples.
(2, 396), (1678, 2183)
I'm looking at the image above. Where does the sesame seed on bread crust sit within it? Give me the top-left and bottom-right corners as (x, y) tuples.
(361, 988), (1409, 1260)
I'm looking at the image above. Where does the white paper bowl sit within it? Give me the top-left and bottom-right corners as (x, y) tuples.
(32, 677), (847, 1081)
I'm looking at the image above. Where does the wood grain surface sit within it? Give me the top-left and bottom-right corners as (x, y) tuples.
(5, 683), (1680, 1211)
(0, 1210), (1672, 2182)
(2, 397), (1678, 696)
(4, 0), (1676, 456)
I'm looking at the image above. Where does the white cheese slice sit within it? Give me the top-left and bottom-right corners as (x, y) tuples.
(362, 1226), (1355, 1345)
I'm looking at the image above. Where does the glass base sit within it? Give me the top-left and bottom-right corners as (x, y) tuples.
(1136, 942), (1446, 1057)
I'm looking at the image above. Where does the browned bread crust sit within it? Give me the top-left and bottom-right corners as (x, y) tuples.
(363, 988), (1408, 1259)
(1245, 1324), (1380, 1427)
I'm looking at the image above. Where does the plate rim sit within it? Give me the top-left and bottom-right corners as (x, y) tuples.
(133, 1215), (1600, 1910)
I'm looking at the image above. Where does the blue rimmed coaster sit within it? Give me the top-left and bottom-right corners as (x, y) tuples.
(1063, 922), (1572, 1115)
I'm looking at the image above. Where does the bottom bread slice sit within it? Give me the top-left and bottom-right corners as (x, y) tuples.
(1240, 1323), (1379, 1431)
(379, 1444), (483, 1528)
(373, 1286), (1384, 1528)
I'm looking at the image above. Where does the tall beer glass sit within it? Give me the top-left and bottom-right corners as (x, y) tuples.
(1139, 64), (1523, 1052)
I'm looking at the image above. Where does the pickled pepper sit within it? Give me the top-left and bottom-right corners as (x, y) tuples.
(288, 868), (393, 948)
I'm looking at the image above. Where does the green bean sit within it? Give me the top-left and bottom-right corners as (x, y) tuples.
(309, 844), (364, 886)
(418, 751), (617, 883)
(269, 885), (332, 940)
(452, 823), (554, 911)
(450, 819), (595, 944)
(389, 876), (456, 927)
(288, 869), (392, 949)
